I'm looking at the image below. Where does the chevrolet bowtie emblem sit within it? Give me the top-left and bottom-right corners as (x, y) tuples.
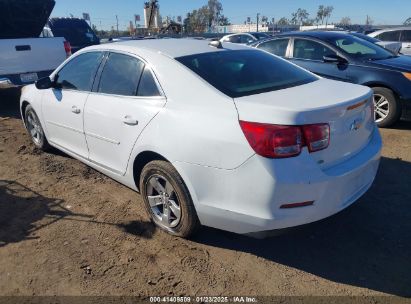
(350, 119), (363, 131)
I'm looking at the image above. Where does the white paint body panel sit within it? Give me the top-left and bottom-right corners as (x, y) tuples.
(0, 38), (66, 75)
(20, 39), (382, 235)
(41, 89), (89, 158)
(84, 93), (166, 175)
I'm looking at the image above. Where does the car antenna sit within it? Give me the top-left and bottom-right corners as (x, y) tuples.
(208, 40), (223, 49)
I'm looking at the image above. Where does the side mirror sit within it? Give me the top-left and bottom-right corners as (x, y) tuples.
(323, 54), (347, 64)
(35, 77), (53, 90)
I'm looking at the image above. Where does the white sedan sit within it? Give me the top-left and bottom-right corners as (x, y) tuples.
(20, 39), (382, 238)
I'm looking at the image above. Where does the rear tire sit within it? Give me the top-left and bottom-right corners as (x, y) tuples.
(24, 105), (50, 151)
(140, 160), (200, 238)
(372, 87), (401, 128)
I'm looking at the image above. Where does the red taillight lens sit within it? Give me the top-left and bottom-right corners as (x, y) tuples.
(64, 41), (72, 58)
(239, 121), (303, 158)
(302, 124), (330, 153)
(240, 121), (330, 159)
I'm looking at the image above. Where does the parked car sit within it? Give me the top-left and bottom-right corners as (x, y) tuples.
(20, 39), (381, 238)
(251, 31), (411, 127)
(349, 32), (402, 54)
(368, 27), (411, 56)
(0, 0), (71, 89)
(46, 18), (100, 53)
(220, 32), (270, 44)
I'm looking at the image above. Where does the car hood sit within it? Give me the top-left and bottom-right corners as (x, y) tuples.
(0, 0), (55, 39)
(367, 55), (411, 72)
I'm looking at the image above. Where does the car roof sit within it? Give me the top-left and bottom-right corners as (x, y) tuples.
(374, 27), (411, 31)
(89, 38), (250, 58)
(370, 27), (411, 35)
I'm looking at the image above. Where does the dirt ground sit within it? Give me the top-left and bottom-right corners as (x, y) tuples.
(0, 88), (410, 298)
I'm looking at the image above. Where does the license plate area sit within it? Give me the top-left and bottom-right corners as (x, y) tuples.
(20, 73), (38, 83)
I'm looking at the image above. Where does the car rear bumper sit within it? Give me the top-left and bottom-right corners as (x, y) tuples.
(174, 126), (382, 235)
(0, 70), (53, 89)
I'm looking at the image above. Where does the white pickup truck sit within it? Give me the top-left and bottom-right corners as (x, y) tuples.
(0, 0), (70, 89)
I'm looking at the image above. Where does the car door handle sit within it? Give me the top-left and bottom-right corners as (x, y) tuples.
(123, 115), (139, 126)
(71, 106), (81, 114)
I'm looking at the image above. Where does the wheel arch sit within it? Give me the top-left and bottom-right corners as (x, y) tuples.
(21, 100), (30, 125)
(132, 150), (168, 190)
(362, 82), (400, 99)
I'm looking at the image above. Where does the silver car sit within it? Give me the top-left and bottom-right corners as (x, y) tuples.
(369, 27), (411, 55)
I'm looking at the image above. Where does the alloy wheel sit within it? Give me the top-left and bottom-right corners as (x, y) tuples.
(373, 93), (390, 123)
(146, 174), (181, 229)
(26, 111), (43, 146)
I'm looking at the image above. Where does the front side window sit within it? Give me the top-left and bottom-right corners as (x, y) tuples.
(401, 30), (411, 42)
(228, 35), (242, 43)
(293, 39), (336, 61)
(98, 53), (145, 96)
(327, 35), (395, 60)
(55, 52), (103, 91)
(258, 39), (289, 57)
(240, 35), (255, 44)
(376, 31), (401, 42)
(176, 50), (318, 98)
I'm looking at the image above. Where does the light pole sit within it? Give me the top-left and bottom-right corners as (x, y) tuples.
(256, 13), (260, 32)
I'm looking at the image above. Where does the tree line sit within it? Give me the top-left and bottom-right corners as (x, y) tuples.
(183, 0), (230, 33)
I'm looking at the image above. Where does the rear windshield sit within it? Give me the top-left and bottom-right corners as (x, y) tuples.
(50, 20), (98, 46)
(176, 50), (318, 98)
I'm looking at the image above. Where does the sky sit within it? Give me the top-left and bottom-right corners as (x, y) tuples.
(51, 0), (411, 30)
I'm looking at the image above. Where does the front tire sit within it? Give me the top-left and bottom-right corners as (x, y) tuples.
(372, 87), (401, 128)
(140, 160), (200, 238)
(24, 105), (50, 151)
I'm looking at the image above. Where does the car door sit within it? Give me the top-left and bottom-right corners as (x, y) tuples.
(41, 51), (103, 158)
(256, 38), (290, 57)
(84, 52), (166, 175)
(289, 38), (349, 81)
(400, 30), (411, 55)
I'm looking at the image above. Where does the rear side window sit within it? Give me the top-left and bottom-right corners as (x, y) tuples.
(293, 39), (336, 61)
(56, 52), (103, 91)
(176, 50), (318, 98)
(376, 31), (401, 41)
(137, 67), (161, 97)
(98, 53), (145, 96)
(258, 39), (289, 57)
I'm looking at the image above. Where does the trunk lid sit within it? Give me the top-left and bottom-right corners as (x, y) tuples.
(234, 78), (375, 169)
(0, 0), (55, 39)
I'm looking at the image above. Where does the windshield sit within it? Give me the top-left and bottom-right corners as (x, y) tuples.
(176, 50), (318, 98)
(326, 35), (395, 61)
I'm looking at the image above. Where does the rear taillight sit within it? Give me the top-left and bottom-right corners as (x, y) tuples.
(239, 121), (330, 159)
(64, 41), (72, 58)
(302, 124), (330, 153)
